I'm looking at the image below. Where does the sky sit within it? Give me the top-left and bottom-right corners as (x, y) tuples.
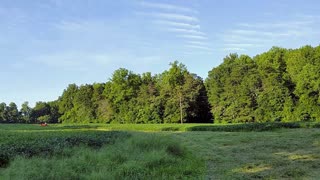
(1, 0), (320, 107)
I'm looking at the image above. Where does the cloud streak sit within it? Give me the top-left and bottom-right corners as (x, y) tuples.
(222, 47), (247, 52)
(178, 34), (208, 40)
(154, 20), (200, 29)
(186, 41), (209, 46)
(139, 1), (198, 14)
(136, 12), (199, 22)
(185, 45), (212, 51)
(136, 1), (211, 54)
(221, 16), (320, 52)
(166, 28), (206, 35)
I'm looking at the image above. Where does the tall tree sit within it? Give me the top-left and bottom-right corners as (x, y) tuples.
(20, 101), (32, 123)
(7, 102), (20, 123)
(0, 103), (7, 123)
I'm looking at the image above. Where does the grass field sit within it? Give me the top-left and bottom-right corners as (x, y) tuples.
(0, 123), (319, 179)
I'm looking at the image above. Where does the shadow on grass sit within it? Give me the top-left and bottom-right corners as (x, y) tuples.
(186, 122), (302, 132)
(160, 127), (180, 131)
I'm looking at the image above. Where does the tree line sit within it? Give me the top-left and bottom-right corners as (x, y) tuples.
(1, 61), (211, 124)
(206, 45), (320, 123)
(1, 45), (319, 124)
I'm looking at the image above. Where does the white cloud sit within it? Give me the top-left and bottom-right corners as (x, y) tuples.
(139, 1), (198, 14)
(237, 20), (314, 30)
(186, 41), (209, 46)
(136, 12), (199, 22)
(54, 20), (89, 31)
(154, 20), (200, 29)
(177, 34), (208, 40)
(223, 35), (272, 43)
(222, 48), (247, 52)
(224, 43), (258, 48)
(223, 17), (319, 50)
(166, 28), (206, 35)
(185, 45), (211, 51)
(135, 1), (212, 54)
(156, 12), (198, 22)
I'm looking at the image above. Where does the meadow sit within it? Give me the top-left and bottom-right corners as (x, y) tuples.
(0, 123), (319, 179)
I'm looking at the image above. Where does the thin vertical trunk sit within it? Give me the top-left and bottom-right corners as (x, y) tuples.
(180, 95), (183, 124)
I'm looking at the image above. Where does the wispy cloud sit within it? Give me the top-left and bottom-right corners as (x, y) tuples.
(136, 12), (199, 22)
(154, 20), (200, 29)
(136, 1), (211, 54)
(222, 48), (247, 52)
(166, 28), (206, 35)
(139, 1), (198, 14)
(186, 41), (209, 46)
(237, 20), (314, 29)
(224, 43), (257, 48)
(54, 20), (90, 31)
(221, 15), (320, 52)
(185, 45), (212, 51)
(178, 34), (208, 40)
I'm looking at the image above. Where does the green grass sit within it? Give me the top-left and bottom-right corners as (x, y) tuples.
(174, 129), (320, 179)
(0, 130), (129, 167)
(0, 124), (319, 179)
(0, 133), (204, 179)
(1, 122), (319, 132)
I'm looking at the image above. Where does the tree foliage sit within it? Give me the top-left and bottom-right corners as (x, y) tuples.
(1, 45), (320, 124)
(54, 61), (211, 124)
(206, 45), (320, 123)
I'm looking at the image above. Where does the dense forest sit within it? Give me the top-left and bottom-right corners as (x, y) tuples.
(1, 45), (319, 124)
(206, 45), (320, 123)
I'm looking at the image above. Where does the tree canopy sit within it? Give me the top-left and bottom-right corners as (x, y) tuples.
(206, 45), (320, 123)
(1, 45), (319, 124)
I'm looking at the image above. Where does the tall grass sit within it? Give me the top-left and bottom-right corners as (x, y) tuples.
(0, 133), (205, 179)
(0, 131), (129, 167)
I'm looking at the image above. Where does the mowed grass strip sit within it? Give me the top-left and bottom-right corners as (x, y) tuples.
(173, 129), (320, 179)
(2, 122), (319, 133)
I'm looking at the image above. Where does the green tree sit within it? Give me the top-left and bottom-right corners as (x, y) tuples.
(104, 68), (142, 123)
(135, 72), (162, 123)
(254, 47), (290, 122)
(30, 102), (50, 123)
(0, 103), (7, 123)
(159, 61), (210, 123)
(20, 101), (32, 123)
(7, 102), (20, 123)
(206, 54), (260, 123)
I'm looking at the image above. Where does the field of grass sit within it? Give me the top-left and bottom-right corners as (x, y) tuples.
(0, 123), (319, 179)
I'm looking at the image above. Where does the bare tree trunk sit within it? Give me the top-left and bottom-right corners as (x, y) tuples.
(180, 95), (183, 124)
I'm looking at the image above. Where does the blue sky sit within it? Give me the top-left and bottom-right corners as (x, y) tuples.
(1, 0), (320, 107)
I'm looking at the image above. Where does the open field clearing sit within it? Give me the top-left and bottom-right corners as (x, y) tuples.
(0, 124), (319, 179)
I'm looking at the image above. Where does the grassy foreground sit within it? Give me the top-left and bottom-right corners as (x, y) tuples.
(0, 124), (319, 179)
